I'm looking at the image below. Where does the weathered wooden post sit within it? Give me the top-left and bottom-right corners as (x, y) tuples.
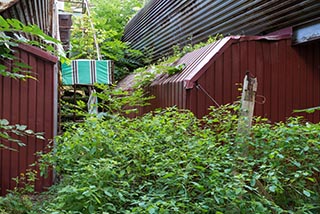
(237, 73), (273, 201)
(237, 72), (258, 135)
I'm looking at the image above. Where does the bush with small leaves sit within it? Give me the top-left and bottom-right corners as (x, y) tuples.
(38, 105), (320, 213)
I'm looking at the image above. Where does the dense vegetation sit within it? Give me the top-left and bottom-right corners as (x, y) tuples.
(1, 1), (320, 214)
(2, 104), (319, 213)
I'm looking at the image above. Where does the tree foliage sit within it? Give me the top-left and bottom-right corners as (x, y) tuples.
(70, 0), (145, 80)
(0, 15), (62, 79)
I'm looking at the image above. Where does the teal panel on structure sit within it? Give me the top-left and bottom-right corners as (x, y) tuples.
(96, 60), (109, 84)
(61, 60), (113, 85)
(77, 60), (91, 84)
(61, 62), (74, 85)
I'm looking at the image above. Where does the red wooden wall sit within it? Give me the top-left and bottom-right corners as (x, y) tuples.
(0, 44), (58, 195)
(188, 39), (320, 122)
(137, 37), (320, 123)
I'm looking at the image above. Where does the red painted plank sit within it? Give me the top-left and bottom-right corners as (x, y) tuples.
(18, 50), (29, 182)
(312, 42), (320, 121)
(10, 66), (21, 190)
(1, 45), (56, 195)
(231, 43), (241, 102)
(278, 40), (287, 121)
(2, 76), (12, 195)
(240, 40), (248, 76)
(41, 62), (53, 189)
(215, 58), (223, 106)
(0, 58), (5, 194)
(248, 40), (256, 76)
(188, 87), (197, 116)
(197, 71), (207, 118)
(26, 54), (38, 191)
(270, 41), (280, 121)
(159, 83), (164, 109)
(298, 45), (308, 119)
(171, 81), (175, 107)
(285, 39), (294, 120)
(223, 50), (232, 104)
(291, 44), (301, 118)
(262, 41), (272, 120)
(254, 41), (264, 117)
(177, 81), (181, 108)
(180, 83), (184, 109)
(186, 87), (191, 110)
(305, 43), (314, 122)
(0, 76), (4, 195)
(35, 59), (45, 192)
(164, 83), (168, 109)
(206, 62), (215, 110)
(18, 44), (58, 63)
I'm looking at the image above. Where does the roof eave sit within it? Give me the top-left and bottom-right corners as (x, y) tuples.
(184, 37), (235, 89)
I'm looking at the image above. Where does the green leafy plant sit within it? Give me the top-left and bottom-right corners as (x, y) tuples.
(0, 169), (37, 214)
(0, 15), (65, 79)
(132, 34), (223, 87)
(0, 119), (44, 150)
(167, 63), (186, 75)
(93, 84), (154, 115)
(37, 104), (320, 213)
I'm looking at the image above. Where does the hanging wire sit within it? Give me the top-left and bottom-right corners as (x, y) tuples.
(84, 0), (101, 60)
(196, 83), (220, 107)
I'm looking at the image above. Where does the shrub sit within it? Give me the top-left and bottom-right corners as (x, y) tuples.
(38, 105), (320, 213)
(0, 170), (37, 214)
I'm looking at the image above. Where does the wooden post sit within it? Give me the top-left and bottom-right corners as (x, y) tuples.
(237, 72), (258, 135)
(236, 74), (274, 202)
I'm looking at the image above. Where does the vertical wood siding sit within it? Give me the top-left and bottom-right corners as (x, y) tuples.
(189, 39), (320, 122)
(0, 44), (57, 195)
(135, 37), (320, 123)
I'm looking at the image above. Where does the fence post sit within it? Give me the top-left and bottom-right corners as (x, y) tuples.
(236, 73), (273, 201)
(237, 72), (258, 135)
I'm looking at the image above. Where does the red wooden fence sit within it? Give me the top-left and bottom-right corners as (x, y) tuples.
(0, 44), (58, 195)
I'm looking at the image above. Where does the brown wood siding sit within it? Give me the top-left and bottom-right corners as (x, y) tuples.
(0, 44), (57, 195)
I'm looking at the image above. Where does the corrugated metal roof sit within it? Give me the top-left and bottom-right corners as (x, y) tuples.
(122, 0), (320, 62)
